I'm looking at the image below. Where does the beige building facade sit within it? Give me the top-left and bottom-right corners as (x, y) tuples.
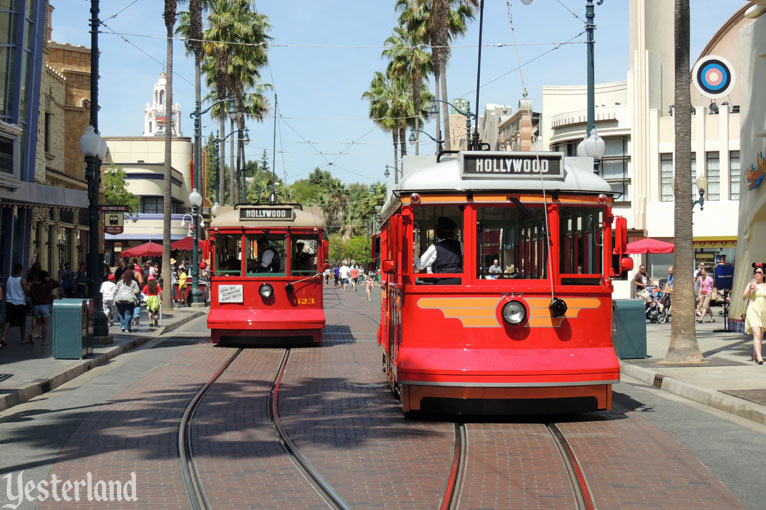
(540, 1), (749, 299)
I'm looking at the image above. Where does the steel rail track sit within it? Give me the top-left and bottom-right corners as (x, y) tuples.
(268, 349), (351, 510)
(178, 348), (243, 510)
(440, 423), (467, 510)
(547, 423), (596, 510)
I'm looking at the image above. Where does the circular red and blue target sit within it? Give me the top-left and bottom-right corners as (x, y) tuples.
(692, 56), (735, 99)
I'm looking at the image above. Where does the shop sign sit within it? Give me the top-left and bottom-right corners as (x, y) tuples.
(104, 212), (124, 234)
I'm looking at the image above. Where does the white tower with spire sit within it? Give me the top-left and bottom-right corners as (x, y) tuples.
(143, 72), (183, 137)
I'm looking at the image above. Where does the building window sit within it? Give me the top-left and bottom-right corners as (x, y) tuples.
(0, 136), (13, 174)
(660, 153), (673, 202)
(706, 152), (719, 201)
(730, 151), (740, 200)
(141, 197), (163, 214)
(44, 112), (51, 152)
(600, 137), (630, 204)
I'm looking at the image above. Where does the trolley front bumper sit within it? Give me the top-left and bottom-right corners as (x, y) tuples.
(208, 307), (326, 332)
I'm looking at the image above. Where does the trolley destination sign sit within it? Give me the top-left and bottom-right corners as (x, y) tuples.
(239, 206), (295, 221)
(460, 151), (564, 179)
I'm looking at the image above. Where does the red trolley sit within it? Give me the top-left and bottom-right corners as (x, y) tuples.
(207, 204), (326, 345)
(376, 151), (631, 413)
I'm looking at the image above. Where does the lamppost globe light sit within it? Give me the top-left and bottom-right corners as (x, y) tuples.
(212, 202), (219, 218)
(242, 127), (251, 145)
(696, 175), (709, 194)
(582, 129), (606, 160)
(227, 100), (239, 120)
(408, 131), (416, 145)
(80, 125), (101, 157)
(384, 167), (390, 178)
(189, 188), (203, 208)
(427, 101), (439, 117)
(576, 140), (586, 157)
(98, 136), (108, 160)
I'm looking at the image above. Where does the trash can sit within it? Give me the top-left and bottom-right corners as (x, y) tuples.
(612, 299), (646, 359)
(53, 298), (93, 359)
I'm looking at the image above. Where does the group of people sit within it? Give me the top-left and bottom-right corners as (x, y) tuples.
(634, 262), (722, 322)
(327, 261), (378, 301)
(100, 257), (166, 333)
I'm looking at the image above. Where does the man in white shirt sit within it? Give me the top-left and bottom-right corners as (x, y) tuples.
(339, 262), (350, 291)
(415, 217), (463, 284)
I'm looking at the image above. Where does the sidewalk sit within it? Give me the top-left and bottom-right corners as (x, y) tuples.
(621, 318), (766, 426)
(0, 305), (207, 413)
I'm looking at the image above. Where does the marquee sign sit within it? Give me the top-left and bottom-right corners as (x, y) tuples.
(460, 151), (564, 179)
(239, 206), (295, 221)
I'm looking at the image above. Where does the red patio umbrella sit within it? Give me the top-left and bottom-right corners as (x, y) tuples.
(171, 236), (206, 251)
(171, 236), (194, 251)
(120, 241), (163, 258)
(625, 238), (674, 254)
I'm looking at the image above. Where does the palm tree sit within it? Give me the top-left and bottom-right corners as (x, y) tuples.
(396, 0), (477, 151)
(665, 0), (702, 363)
(162, 0), (177, 309)
(383, 26), (433, 155)
(363, 71), (400, 182)
(203, 0), (271, 205)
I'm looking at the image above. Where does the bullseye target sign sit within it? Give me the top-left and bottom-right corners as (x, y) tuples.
(692, 55), (735, 99)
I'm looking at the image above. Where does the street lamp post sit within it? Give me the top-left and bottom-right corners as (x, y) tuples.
(427, 99), (475, 150)
(188, 188), (204, 306)
(81, 0), (109, 339)
(693, 175), (708, 211)
(409, 129), (444, 154)
(384, 165), (396, 182)
(585, 0), (605, 173)
(210, 127), (250, 203)
(189, 98), (236, 205)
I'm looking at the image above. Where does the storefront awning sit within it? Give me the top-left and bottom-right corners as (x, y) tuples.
(0, 180), (87, 208)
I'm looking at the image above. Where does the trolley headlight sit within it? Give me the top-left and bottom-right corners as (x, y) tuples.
(259, 283), (274, 299)
(502, 301), (526, 325)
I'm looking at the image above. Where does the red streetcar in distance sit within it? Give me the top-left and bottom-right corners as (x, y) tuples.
(207, 203), (327, 345)
(375, 151), (632, 413)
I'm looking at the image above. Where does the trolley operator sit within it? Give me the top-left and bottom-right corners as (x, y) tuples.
(256, 237), (282, 273)
(414, 217), (463, 284)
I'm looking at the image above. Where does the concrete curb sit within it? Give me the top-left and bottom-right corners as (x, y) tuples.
(0, 310), (206, 413)
(621, 362), (766, 426)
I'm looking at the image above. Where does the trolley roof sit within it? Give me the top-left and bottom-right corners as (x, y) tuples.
(381, 151), (613, 221)
(211, 204), (324, 229)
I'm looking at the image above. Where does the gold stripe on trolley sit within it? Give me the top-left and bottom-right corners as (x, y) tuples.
(417, 297), (502, 328)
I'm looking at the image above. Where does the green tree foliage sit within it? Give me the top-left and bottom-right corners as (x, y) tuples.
(103, 164), (139, 214)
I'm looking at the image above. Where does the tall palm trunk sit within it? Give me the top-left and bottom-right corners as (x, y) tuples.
(432, 67), (442, 150)
(399, 125), (407, 163)
(218, 114), (225, 205)
(440, 63), (451, 150)
(665, 0), (702, 363)
(412, 68), (421, 156)
(392, 131), (399, 185)
(162, 0), (177, 309)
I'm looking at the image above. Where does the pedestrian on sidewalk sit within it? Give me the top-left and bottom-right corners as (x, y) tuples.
(29, 271), (59, 345)
(143, 276), (162, 327)
(114, 269), (140, 333)
(74, 262), (88, 298)
(743, 262), (766, 365)
(696, 268), (715, 323)
(365, 270), (375, 301)
(100, 274), (116, 327)
(59, 263), (74, 298)
(1, 263), (30, 347)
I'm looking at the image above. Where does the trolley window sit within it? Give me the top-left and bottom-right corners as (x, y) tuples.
(291, 236), (318, 275)
(476, 203), (547, 280)
(559, 206), (604, 285)
(245, 234), (286, 276)
(214, 234), (242, 276)
(413, 206), (463, 285)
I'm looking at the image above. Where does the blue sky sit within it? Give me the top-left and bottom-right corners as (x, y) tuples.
(52, 0), (746, 186)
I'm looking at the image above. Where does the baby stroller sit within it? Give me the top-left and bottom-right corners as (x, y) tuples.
(645, 286), (669, 324)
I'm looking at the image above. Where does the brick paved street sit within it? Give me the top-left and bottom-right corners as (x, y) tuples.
(2, 286), (753, 509)
(36, 343), (234, 509)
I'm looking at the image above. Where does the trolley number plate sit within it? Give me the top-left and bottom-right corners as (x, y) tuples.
(291, 297), (316, 305)
(218, 284), (244, 303)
